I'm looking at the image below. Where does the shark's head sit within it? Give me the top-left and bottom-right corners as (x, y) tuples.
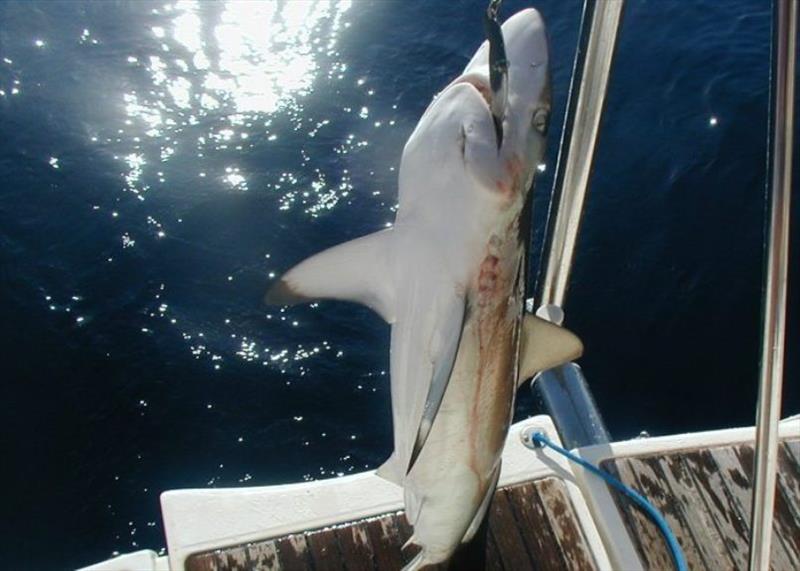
(401, 8), (550, 212)
(460, 7), (551, 191)
(493, 8), (550, 160)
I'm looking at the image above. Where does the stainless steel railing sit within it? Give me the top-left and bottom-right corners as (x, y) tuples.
(536, 0), (625, 313)
(748, 1), (796, 569)
(529, 0), (794, 567)
(531, 0), (624, 449)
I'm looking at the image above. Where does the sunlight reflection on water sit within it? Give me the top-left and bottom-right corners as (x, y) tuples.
(128, 0), (352, 128)
(121, 0), (352, 200)
(100, 0), (360, 387)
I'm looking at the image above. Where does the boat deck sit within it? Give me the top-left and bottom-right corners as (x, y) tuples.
(185, 476), (597, 571)
(601, 438), (800, 571)
(184, 437), (799, 571)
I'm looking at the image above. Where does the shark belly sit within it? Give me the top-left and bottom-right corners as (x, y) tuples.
(401, 236), (524, 561)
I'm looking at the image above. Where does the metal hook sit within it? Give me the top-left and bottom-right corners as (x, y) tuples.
(487, 0), (503, 20)
(484, 0), (507, 149)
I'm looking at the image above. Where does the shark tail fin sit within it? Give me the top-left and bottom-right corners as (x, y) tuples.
(518, 314), (583, 385)
(264, 229), (397, 323)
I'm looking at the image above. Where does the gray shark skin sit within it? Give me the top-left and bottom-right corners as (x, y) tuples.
(266, 9), (580, 569)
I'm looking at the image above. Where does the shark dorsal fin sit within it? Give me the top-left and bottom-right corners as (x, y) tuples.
(518, 314), (583, 385)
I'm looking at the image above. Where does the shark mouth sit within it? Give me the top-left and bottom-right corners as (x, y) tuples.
(451, 73), (493, 108)
(450, 72), (504, 149)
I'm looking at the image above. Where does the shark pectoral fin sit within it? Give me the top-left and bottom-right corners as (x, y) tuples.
(264, 229), (397, 323)
(376, 452), (404, 487)
(406, 295), (467, 474)
(461, 461), (502, 544)
(518, 314), (583, 386)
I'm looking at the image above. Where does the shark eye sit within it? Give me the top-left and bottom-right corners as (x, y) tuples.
(532, 108), (549, 135)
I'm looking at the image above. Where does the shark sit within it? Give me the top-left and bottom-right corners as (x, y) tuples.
(266, 7), (582, 569)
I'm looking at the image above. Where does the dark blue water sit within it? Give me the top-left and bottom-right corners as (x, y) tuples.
(0, 1), (797, 569)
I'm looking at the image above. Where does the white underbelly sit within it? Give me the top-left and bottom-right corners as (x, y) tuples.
(400, 302), (518, 558)
(409, 313), (515, 484)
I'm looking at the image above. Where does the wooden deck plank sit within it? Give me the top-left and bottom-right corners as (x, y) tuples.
(601, 458), (674, 570)
(656, 452), (739, 570)
(596, 459), (656, 569)
(627, 456), (707, 570)
(734, 444), (800, 568)
(244, 542), (280, 570)
(784, 439), (800, 469)
(777, 443), (800, 522)
(488, 489), (536, 571)
(306, 526), (344, 571)
(333, 522), (376, 571)
(709, 446), (795, 571)
(505, 481), (564, 570)
(274, 534), (313, 569)
(219, 553), (246, 571)
(681, 448), (751, 568)
(365, 515), (405, 570)
(394, 513), (413, 542)
(535, 478), (596, 571)
(184, 552), (217, 571)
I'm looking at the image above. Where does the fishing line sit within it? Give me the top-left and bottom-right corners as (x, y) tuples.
(529, 431), (688, 571)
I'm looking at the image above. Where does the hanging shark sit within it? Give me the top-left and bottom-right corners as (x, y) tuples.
(266, 8), (582, 569)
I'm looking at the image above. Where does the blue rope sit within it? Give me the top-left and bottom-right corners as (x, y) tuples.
(530, 432), (688, 571)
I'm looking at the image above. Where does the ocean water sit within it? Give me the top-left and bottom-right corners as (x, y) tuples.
(0, 0), (797, 569)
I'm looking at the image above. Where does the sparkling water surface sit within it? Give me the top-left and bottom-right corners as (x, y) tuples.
(0, 1), (797, 569)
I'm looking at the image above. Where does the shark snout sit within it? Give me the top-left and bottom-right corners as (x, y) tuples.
(463, 8), (549, 98)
